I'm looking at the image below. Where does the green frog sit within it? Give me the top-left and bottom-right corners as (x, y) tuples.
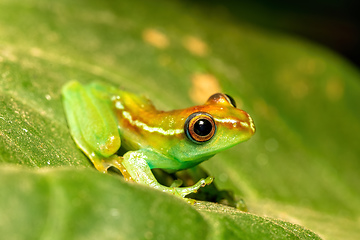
(62, 81), (255, 199)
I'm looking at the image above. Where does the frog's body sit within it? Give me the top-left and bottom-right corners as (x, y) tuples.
(62, 81), (255, 198)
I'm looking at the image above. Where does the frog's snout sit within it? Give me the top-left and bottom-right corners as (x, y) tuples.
(213, 109), (255, 136)
(237, 111), (255, 136)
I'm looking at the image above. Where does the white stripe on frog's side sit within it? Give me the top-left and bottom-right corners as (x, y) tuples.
(214, 117), (246, 128)
(214, 117), (254, 131)
(122, 111), (184, 135)
(214, 117), (237, 124)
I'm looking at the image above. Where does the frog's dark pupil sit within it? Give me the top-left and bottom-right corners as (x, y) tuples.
(194, 119), (212, 136)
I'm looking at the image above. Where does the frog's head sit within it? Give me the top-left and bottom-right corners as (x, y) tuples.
(170, 93), (255, 166)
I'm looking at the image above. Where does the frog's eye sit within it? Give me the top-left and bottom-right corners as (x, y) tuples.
(206, 93), (237, 108)
(184, 112), (216, 143)
(224, 94), (237, 108)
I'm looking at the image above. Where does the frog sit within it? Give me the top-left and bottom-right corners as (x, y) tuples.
(62, 81), (255, 199)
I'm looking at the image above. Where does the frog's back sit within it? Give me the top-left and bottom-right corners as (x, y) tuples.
(97, 86), (161, 151)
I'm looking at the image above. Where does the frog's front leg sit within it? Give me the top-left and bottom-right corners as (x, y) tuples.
(111, 150), (213, 198)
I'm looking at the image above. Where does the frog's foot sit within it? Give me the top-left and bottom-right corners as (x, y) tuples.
(101, 155), (134, 181)
(91, 156), (112, 173)
(170, 179), (183, 188)
(236, 198), (248, 212)
(102, 150), (214, 200)
(167, 176), (214, 198)
(89, 154), (133, 181)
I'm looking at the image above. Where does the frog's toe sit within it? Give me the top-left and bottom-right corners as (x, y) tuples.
(204, 176), (214, 185)
(93, 162), (110, 173)
(173, 176), (214, 197)
(196, 176), (214, 188)
(170, 179), (183, 188)
(184, 198), (197, 205)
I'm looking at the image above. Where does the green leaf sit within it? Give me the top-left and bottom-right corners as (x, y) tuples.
(0, 166), (320, 240)
(0, 0), (359, 239)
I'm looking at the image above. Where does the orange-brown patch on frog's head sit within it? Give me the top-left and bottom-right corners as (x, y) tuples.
(203, 93), (255, 141)
(183, 93), (255, 147)
(205, 93), (237, 108)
